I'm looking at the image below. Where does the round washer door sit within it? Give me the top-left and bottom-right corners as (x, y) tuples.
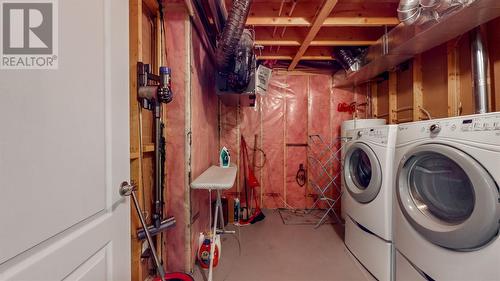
(397, 143), (500, 251)
(343, 142), (382, 203)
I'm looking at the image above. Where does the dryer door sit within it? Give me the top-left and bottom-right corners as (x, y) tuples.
(343, 142), (382, 203)
(397, 144), (500, 250)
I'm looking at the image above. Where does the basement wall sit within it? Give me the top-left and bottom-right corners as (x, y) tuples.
(220, 74), (365, 211)
(164, 5), (221, 273)
(164, 8), (189, 273)
(188, 26), (220, 271)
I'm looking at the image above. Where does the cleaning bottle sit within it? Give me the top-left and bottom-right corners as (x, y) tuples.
(219, 147), (230, 168)
(198, 235), (219, 269)
(234, 198), (240, 224)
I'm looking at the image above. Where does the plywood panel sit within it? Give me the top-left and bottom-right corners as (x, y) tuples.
(458, 33), (474, 115)
(422, 44), (448, 118)
(487, 17), (500, 112)
(389, 72), (398, 124)
(397, 63), (413, 123)
(413, 55), (424, 121)
(376, 79), (389, 123)
(447, 40), (460, 117)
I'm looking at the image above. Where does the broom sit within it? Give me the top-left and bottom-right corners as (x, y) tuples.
(239, 135), (265, 225)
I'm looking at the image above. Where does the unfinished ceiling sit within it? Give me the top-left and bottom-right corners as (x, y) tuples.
(225, 0), (400, 70)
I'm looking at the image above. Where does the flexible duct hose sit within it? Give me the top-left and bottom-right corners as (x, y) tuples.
(215, 0), (253, 72)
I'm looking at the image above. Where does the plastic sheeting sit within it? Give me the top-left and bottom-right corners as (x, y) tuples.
(164, 11), (222, 273)
(189, 26), (219, 270)
(164, 10), (188, 273)
(220, 73), (365, 210)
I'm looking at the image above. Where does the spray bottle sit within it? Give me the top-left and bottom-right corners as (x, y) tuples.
(234, 198), (240, 224)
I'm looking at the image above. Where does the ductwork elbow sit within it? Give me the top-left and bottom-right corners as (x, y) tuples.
(398, 0), (469, 25)
(398, 0), (421, 25)
(215, 0), (253, 73)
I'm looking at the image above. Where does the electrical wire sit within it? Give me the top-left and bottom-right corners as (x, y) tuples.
(243, 143), (267, 169)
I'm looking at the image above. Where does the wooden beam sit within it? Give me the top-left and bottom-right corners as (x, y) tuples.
(257, 54), (335, 60)
(258, 46), (335, 61)
(371, 81), (378, 118)
(447, 41), (460, 117)
(288, 0), (339, 70)
(129, 0), (144, 280)
(143, 0), (159, 14)
(388, 72), (398, 124)
(247, 16), (399, 27)
(255, 39), (376, 46)
(413, 54), (424, 121)
(254, 26), (382, 47)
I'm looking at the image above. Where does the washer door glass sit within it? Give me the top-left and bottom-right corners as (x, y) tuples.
(350, 148), (372, 190)
(344, 142), (382, 203)
(408, 152), (475, 224)
(397, 144), (500, 250)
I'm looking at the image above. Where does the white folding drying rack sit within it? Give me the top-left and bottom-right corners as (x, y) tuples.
(307, 134), (348, 228)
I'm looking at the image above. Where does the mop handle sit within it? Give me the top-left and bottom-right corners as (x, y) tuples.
(120, 182), (166, 281)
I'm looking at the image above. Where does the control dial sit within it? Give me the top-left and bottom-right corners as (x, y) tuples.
(430, 124), (441, 134)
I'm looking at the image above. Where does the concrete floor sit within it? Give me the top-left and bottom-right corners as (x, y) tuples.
(193, 210), (369, 281)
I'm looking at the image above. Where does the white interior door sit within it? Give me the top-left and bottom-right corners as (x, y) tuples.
(0, 0), (130, 280)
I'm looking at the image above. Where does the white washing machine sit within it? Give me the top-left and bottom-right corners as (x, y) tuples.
(394, 113), (500, 281)
(343, 124), (397, 281)
(341, 119), (386, 219)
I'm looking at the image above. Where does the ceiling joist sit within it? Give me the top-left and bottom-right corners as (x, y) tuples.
(255, 39), (376, 46)
(257, 54), (335, 60)
(288, 0), (339, 70)
(247, 16), (399, 27)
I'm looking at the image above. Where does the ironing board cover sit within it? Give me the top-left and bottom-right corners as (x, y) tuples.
(190, 164), (237, 190)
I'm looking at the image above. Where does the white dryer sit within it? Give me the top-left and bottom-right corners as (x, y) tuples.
(343, 124), (397, 281)
(394, 113), (500, 281)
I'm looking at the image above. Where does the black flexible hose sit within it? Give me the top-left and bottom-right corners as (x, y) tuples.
(215, 0), (253, 72)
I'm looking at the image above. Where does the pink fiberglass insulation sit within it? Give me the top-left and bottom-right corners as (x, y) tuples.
(239, 103), (262, 208)
(218, 73), (361, 211)
(189, 28), (219, 269)
(284, 75), (309, 209)
(220, 104), (239, 197)
(285, 146), (308, 209)
(307, 75), (333, 209)
(164, 10), (188, 273)
(261, 74), (287, 208)
(285, 76), (308, 144)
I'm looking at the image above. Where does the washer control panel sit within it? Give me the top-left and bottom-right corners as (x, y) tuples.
(460, 116), (500, 132)
(397, 113), (500, 145)
(354, 127), (390, 144)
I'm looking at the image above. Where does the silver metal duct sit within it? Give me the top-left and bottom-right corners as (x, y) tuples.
(398, 0), (470, 25)
(471, 27), (489, 114)
(398, 0), (421, 25)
